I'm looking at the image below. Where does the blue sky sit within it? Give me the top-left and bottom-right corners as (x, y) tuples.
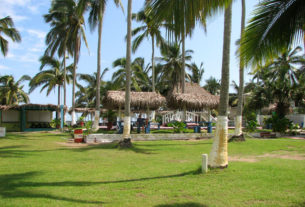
(0, 0), (259, 108)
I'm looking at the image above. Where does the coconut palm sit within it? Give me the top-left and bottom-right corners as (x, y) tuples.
(156, 42), (193, 92)
(121, 0), (132, 144)
(76, 68), (109, 108)
(131, 8), (167, 92)
(112, 57), (151, 92)
(234, 0), (246, 136)
(45, 0), (89, 125)
(29, 56), (73, 118)
(209, 2), (233, 168)
(78, 0), (123, 130)
(44, 7), (74, 121)
(240, 0), (305, 66)
(0, 16), (21, 57)
(203, 77), (221, 95)
(0, 75), (30, 105)
(187, 62), (204, 84)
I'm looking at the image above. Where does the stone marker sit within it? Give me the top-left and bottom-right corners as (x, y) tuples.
(202, 154), (208, 173)
(0, 127), (6, 137)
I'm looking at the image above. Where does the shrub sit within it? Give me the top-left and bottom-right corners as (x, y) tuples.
(168, 121), (186, 133)
(245, 120), (257, 132)
(265, 114), (292, 133)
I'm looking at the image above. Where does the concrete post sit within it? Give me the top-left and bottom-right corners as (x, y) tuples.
(202, 154), (208, 173)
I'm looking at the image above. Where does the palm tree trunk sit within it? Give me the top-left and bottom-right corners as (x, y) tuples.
(93, 16), (104, 131)
(209, 2), (232, 168)
(122, 0), (132, 142)
(182, 31), (186, 121)
(63, 50), (67, 123)
(234, 0), (246, 136)
(58, 85), (61, 121)
(71, 37), (80, 126)
(151, 35), (156, 120)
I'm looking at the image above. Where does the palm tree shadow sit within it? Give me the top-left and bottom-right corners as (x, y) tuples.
(155, 202), (208, 207)
(0, 172), (104, 205)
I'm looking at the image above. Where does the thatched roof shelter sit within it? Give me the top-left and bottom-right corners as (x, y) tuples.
(167, 82), (219, 110)
(0, 104), (64, 111)
(102, 90), (166, 111)
(68, 107), (107, 114)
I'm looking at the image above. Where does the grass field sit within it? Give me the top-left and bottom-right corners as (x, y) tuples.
(0, 132), (305, 207)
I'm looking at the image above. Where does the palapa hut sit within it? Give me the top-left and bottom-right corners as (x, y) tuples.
(68, 107), (107, 121)
(102, 91), (166, 119)
(166, 82), (219, 122)
(167, 82), (219, 110)
(0, 104), (64, 132)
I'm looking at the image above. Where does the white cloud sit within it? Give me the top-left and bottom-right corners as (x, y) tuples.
(27, 29), (46, 40)
(0, 65), (10, 70)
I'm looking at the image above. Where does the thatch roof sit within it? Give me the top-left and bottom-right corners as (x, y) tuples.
(167, 82), (219, 110)
(68, 107), (107, 114)
(102, 90), (166, 111)
(0, 104), (65, 111)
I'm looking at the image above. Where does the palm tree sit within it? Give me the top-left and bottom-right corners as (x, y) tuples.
(0, 75), (30, 105)
(45, 0), (89, 125)
(79, 0), (123, 131)
(111, 57), (151, 92)
(121, 0), (132, 145)
(29, 56), (72, 119)
(209, 2), (233, 168)
(234, 0), (246, 136)
(131, 8), (167, 92)
(0, 16), (21, 57)
(240, 0), (305, 66)
(44, 6), (74, 122)
(76, 69), (109, 109)
(203, 77), (221, 95)
(187, 62), (204, 84)
(156, 42), (193, 93)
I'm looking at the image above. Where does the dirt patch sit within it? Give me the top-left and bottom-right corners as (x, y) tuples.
(229, 151), (305, 162)
(229, 156), (258, 163)
(258, 152), (305, 160)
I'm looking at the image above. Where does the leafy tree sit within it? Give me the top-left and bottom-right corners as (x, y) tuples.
(203, 77), (221, 95)
(187, 62), (204, 84)
(0, 75), (30, 105)
(111, 57), (150, 92)
(240, 0), (305, 66)
(45, 0), (89, 125)
(0, 16), (21, 57)
(29, 56), (72, 118)
(78, 0), (123, 130)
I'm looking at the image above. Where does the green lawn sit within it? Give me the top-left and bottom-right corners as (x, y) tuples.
(0, 132), (305, 207)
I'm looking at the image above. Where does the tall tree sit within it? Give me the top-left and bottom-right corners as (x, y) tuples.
(203, 77), (221, 95)
(156, 42), (193, 92)
(45, 0), (89, 125)
(209, 2), (233, 168)
(0, 16), (21, 57)
(121, 0), (132, 145)
(79, 0), (123, 131)
(111, 57), (150, 91)
(29, 56), (72, 119)
(187, 62), (204, 84)
(234, 0), (246, 136)
(0, 75), (30, 105)
(240, 0), (305, 66)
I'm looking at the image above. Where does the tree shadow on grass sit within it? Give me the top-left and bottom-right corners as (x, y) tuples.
(72, 142), (157, 154)
(155, 202), (208, 207)
(291, 202), (305, 207)
(139, 142), (211, 147)
(0, 145), (60, 158)
(0, 172), (104, 205)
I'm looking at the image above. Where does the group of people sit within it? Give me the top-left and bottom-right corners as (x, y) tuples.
(136, 114), (148, 133)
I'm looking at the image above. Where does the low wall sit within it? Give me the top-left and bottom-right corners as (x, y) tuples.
(86, 133), (213, 143)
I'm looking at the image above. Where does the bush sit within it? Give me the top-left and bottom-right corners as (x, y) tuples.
(245, 120), (257, 132)
(265, 114), (292, 133)
(167, 121), (186, 133)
